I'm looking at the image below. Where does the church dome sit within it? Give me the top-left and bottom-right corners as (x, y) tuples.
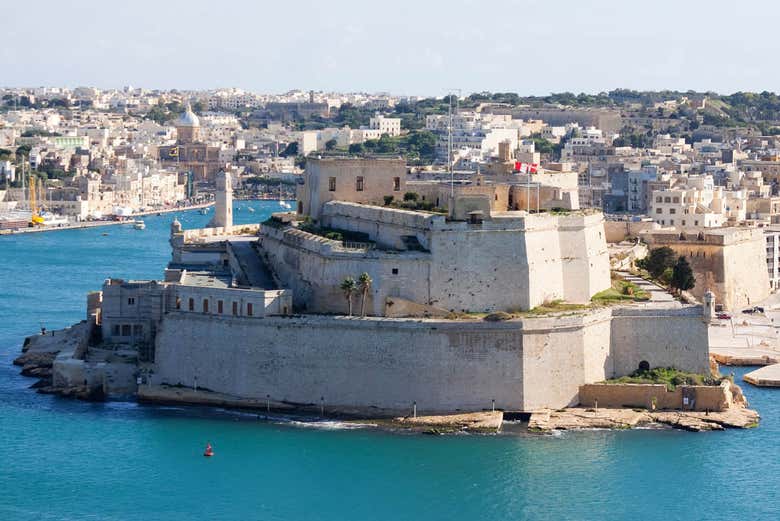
(176, 103), (200, 127)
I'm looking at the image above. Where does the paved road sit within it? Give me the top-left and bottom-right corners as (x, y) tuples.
(228, 238), (277, 289)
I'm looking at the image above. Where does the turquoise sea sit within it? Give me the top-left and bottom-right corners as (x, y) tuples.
(1, 200), (779, 520)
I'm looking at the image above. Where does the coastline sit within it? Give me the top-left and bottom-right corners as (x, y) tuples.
(0, 202), (213, 236)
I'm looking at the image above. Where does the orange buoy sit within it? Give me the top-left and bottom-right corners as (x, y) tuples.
(204, 443), (214, 457)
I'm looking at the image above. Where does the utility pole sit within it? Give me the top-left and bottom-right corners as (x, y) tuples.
(448, 92), (453, 197)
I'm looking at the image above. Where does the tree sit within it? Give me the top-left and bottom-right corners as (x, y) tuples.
(348, 143), (365, 155)
(358, 272), (373, 317)
(638, 247), (677, 279)
(671, 256), (696, 293)
(340, 277), (357, 316)
(325, 138), (338, 151)
(403, 192), (419, 202)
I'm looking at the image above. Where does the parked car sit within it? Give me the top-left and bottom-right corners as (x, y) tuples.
(742, 306), (765, 314)
(716, 313), (731, 320)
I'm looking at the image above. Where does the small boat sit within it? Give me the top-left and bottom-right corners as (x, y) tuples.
(134, 221), (146, 230)
(247, 207), (255, 213)
(199, 208), (209, 215)
(203, 443), (214, 457)
(101, 232), (109, 236)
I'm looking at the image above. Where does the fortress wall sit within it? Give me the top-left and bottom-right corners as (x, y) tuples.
(520, 310), (612, 409)
(321, 202), (437, 250)
(260, 232), (430, 315)
(428, 229), (536, 312)
(643, 229), (769, 310)
(610, 307), (710, 376)
(151, 306), (711, 413)
(558, 214), (611, 302)
(154, 313), (527, 414)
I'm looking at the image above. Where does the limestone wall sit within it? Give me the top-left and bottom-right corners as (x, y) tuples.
(154, 313), (527, 414)
(520, 310), (612, 409)
(603, 220), (659, 243)
(579, 381), (734, 412)
(259, 225), (431, 315)
(642, 228), (770, 310)
(150, 304), (709, 413)
(610, 306), (710, 376)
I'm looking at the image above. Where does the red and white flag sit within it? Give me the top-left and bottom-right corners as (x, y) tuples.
(514, 162), (539, 174)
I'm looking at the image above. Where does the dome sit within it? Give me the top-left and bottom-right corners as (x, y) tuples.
(176, 103), (200, 127)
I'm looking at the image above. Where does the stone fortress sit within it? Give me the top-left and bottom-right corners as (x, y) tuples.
(53, 158), (712, 415)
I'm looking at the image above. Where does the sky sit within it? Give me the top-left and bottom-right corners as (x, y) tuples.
(2, 0), (779, 96)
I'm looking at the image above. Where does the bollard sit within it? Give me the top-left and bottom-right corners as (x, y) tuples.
(492, 399), (495, 412)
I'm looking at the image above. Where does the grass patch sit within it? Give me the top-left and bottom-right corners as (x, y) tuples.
(524, 300), (592, 315)
(603, 367), (723, 391)
(592, 278), (650, 305)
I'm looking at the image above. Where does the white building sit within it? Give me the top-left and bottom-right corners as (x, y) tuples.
(368, 115), (401, 137)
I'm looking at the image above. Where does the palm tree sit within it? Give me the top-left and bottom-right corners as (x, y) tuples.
(340, 277), (357, 316)
(358, 272), (373, 317)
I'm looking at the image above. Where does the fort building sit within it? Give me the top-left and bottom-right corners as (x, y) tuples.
(46, 157), (712, 415)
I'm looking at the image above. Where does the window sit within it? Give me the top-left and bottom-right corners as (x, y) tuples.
(218, 300), (224, 314)
(670, 219), (675, 225)
(393, 177), (401, 191)
(669, 208), (676, 214)
(392, 268), (399, 275)
(203, 299), (209, 313)
(175, 298), (181, 310)
(188, 298), (194, 311)
(664, 197), (671, 203)
(694, 220), (699, 226)
(673, 197), (680, 203)
(328, 177), (336, 191)
(356, 176), (364, 191)
(656, 208), (662, 214)
(133, 324), (143, 336)
(112, 324), (120, 336)
(247, 303), (253, 317)
(656, 196), (662, 203)
(232, 301), (238, 316)
(121, 324), (131, 337)
(127, 297), (135, 305)
(682, 220), (686, 226)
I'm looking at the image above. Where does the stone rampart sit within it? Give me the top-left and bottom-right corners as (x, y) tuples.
(151, 304), (709, 413)
(579, 381), (736, 412)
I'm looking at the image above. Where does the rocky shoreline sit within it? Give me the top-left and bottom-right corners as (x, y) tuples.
(529, 406), (759, 432)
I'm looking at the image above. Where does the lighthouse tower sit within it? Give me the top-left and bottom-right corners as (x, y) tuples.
(209, 171), (233, 229)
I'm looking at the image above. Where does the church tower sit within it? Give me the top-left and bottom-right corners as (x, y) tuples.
(209, 171), (233, 229)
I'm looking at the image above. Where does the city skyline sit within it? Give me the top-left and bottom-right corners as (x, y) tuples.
(3, 0), (780, 96)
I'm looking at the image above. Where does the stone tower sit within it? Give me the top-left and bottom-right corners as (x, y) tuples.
(209, 171), (233, 229)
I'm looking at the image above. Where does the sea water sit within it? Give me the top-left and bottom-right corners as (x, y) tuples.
(1, 200), (779, 520)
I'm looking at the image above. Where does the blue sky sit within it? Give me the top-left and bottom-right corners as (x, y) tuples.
(2, 0), (777, 96)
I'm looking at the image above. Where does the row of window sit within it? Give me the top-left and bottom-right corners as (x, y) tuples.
(111, 324), (143, 337)
(327, 176), (402, 192)
(177, 297), (255, 316)
(655, 219), (701, 227)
